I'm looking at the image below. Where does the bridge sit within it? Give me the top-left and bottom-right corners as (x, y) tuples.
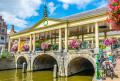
(15, 50), (96, 77)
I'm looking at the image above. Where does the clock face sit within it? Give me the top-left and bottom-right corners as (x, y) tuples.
(43, 20), (48, 26)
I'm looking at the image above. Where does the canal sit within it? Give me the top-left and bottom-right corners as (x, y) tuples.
(0, 69), (94, 81)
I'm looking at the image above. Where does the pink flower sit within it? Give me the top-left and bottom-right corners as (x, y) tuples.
(41, 43), (49, 50)
(71, 39), (82, 48)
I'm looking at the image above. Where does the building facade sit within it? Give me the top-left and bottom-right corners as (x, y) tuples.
(9, 7), (111, 53)
(0, 16), (7, 51)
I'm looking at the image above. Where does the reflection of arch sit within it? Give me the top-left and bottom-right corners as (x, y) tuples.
(33, 54), (58, 71)
(17, 56), (27, 69)
(66, 55), (96, 76)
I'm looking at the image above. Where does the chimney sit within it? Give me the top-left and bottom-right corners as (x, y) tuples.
(11, 25), (14, 31)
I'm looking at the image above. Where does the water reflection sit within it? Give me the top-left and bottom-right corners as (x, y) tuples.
(0, 69), (93, 81)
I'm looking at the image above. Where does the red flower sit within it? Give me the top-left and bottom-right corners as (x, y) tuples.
(106, 10), (109, 14)
(115, 14), (119, 17)
(106, 17), (111, 23)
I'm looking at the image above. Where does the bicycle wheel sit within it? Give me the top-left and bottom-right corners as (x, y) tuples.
(99, 66), (106, 80)
(110, 72), (113, 79)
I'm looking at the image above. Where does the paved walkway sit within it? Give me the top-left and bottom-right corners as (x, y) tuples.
(104, 57), (120, 81)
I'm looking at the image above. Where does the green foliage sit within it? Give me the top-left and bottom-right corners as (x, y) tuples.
(0, 52), (12, 59)
(35, 43), (41, 48)
(100, 45), (105, 49)
(41, 39), (50, 44)
(1, 54), (7, 58)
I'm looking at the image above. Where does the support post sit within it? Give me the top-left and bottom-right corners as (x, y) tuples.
(87, 25), (89, 33)
(77, 27), (79, 39)
(59, 28), (62, 51)
(82, 34), (84, 41)
(94, 22), (99, 53)
(8, 39), (11, 52)
(54, 30), (56, 44)
(91, 25), (94, 32)
(33, 33), (36, 51)
(64, 27), (68, 52)
(109, 23), (112, 30)
(92, 39), (94, 48)
(53, 64), (57, 78)
(23, 62), (26, 73)
(29, 34), (32, 51)
(104, 31), (107, 39)
(18, 37), (21, 52)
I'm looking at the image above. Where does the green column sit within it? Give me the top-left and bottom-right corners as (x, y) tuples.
(96, 53), (100, 79)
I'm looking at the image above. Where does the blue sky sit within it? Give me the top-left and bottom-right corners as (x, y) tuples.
(0, 0), (109, 34)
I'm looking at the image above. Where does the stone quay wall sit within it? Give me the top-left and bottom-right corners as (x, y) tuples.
(0, 57), (16, 70)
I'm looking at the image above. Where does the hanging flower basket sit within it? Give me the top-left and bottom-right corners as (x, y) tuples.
(71, 39), (82, 51)
(104, 37), (118, 46)
(41, 43), (49, 52)
(106, 0), (120, 30)
(11, 44), (18, 52)
(22, 44), (29, 51)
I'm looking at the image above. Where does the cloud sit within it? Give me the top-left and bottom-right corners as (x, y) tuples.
(7, 29), (10, 34)
(62, 4), (69, 10)
(47, 2), (59, 16)
(0, 0), (42, 28)
(96, 0), (108, 8)
(58, 0), (94, 9)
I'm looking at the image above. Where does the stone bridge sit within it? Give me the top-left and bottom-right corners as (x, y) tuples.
(15, 50), (97, 77)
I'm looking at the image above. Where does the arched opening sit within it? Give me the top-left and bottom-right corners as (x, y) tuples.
(67, 57), (95, 77)
(33, 54), (58, 71)
(17, 56), (27, 69)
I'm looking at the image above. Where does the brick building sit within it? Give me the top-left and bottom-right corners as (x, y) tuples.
(0, 16), (7, 51)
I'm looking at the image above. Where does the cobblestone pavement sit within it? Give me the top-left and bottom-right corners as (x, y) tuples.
(104, 57), (120, 81)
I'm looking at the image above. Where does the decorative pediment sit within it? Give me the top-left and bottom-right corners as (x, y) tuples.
(31, 17), (65, 29)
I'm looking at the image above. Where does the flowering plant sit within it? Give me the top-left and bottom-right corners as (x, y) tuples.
(41, 43), (49, 50)
(71, 39), (82, 48)
(22, 44), (29, 51)
(11, 44), (18, 51)
(104, 37), (118, 46)
(106, 0), (120, 30)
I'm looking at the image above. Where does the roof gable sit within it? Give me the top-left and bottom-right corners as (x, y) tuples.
(30, 17), (65, 29)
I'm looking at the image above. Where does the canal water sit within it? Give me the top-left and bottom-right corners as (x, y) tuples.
(0, 69), (94, 81)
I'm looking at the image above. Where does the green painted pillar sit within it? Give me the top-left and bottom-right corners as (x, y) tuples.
(96, 53), (100, 79)
(84, 41), (86, 49)
(52, 43), (54, 50)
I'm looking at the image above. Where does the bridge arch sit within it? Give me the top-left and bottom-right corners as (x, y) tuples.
(65, 54), (96, 76)
(17, 56), (27, 69)
(32, 54), (58, 71)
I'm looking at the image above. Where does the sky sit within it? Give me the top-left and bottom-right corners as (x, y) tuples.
(0, 0), (109, 34)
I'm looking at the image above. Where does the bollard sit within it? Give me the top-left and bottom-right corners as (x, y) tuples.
(23, 62), (26, 73)
(53, 64), (57, 78)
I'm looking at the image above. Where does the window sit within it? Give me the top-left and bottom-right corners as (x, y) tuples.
(1, 36), (5, 43)
(0, 22), (2, 26)
(1, 28), (5, 33)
